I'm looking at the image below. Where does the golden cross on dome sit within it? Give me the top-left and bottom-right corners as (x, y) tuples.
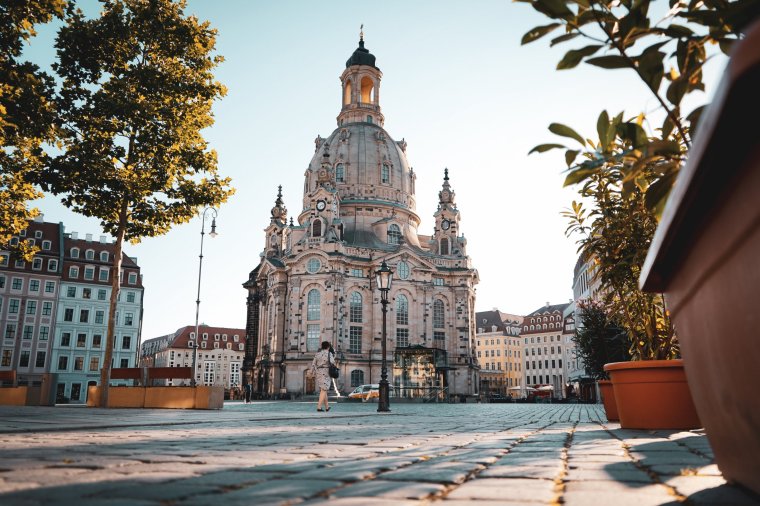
(360, 24), (364, 41)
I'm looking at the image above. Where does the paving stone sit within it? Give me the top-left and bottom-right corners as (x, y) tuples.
(330, 479), (445, 499)
(445, 477), (556, 501)
(379, 461), (483, 484)
(479, 465), (559, 479)
(562, 481), (676, 505)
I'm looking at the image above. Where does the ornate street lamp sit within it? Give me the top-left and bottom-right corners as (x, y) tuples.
(192, 207), (218, 387)
(375, 260), (393, 412)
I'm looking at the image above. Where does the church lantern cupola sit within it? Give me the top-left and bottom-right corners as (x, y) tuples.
(338, 27), (384, 127)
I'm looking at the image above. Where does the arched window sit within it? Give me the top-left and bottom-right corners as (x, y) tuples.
(350, 292), (362, 323)
(396, 294), (408, 325)
(335, 163), (345, 183)
(387, 224), (401, 245)
(351, 369), (364, 387)
(71, 248), (79, 258)
(440, 238), (449, 255)
(343, 80), (352, 105)
(381, 164), (390, 184)
(85, 249), (94, 260)
(360, 76), (374, 103)
(99, 251), (109, 262)
(433, 299), (445, 329)
(307, 289), (320, 320)
(312, 219), (322, 237)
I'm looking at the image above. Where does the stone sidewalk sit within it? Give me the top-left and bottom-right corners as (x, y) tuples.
(0, 402), (758, 505)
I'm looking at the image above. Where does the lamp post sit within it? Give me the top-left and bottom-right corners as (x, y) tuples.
(192, 207), (218, 387)
(375, 260), (393, 412)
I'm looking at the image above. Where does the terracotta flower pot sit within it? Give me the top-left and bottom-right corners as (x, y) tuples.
(597, 380), (619, 422)
(604, 359), (700, 430)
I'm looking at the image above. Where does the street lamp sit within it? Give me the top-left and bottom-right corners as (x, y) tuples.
(375, 260), (393, 412)
(192, 207), (218, 387)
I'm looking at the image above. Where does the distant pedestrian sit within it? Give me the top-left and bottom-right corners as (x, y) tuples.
(311, 341), (335, 412)
(244, 383), (252, 404)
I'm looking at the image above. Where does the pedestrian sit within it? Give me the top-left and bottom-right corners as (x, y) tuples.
(311, 340), (335, 412)
(244, 382), (252, 404)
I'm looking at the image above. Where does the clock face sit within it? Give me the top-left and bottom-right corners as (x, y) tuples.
(316, 200), (326, 211)
(441, 219), (450, 230)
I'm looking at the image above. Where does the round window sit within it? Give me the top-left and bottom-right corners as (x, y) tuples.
(397, 261), (410, 280)
(306, 258), (321, 274)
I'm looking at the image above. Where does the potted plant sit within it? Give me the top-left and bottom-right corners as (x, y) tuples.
(517, 0), (750, 430)
(573, 298), (630, 422)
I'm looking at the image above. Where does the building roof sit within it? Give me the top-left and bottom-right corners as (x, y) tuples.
(526, 302), (571, 317)
(475, 310), (506, 333)
(162, 324), (246, 350)
(346, 38), (378, 69)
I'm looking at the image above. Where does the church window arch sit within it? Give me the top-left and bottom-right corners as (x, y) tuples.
(360, 76), (374, 103)
(312, 219), (322, 237)
(335, 163), (345, 183)
(440, 237), (450, 255)
(381, 164), (390, 184)
(307, 289), (320, 320)
(396, 294), (409, 325)
(433, 299), (445, 329)
(350, 291), (363, 323)
(387, 224), (401, 245)
(343, 80), (352, 105)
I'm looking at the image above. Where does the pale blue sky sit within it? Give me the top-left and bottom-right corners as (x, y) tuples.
(24, 1), (727, 339)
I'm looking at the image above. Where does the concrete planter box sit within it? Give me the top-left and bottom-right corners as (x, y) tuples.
(87, 386), (223, 410)
(640, 19), (760, 496)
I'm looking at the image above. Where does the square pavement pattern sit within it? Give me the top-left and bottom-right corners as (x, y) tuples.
(0, 403), (758, 505)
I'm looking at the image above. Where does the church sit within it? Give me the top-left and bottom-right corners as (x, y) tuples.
(243, 34), (480, 399)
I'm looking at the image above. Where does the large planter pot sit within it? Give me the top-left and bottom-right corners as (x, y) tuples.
(604, 360), (700, 430)
(597, 380), (619, 422)
(639, 19), (760, 494)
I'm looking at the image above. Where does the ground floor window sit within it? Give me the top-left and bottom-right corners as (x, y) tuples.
(204, 362), (215, 385)
(396, 328), (409, 348)
(351, 369), (364, 387)
(71, 383), (81, 401)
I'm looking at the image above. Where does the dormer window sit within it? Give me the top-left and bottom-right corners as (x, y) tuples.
(71, 248), (79, 258)
(100, 251), (109, 262)
(34, 231), (43, 239)
(85, 249), (94, 260)
(387, 224), (401, 245)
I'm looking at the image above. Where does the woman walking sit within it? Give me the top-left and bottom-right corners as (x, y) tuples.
(311, 341), (335, 412)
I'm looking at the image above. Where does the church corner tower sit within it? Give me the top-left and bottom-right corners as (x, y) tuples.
(243, 33), (480, 399)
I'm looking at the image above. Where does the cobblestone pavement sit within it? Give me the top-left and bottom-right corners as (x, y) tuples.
(1, 402), (758, 505)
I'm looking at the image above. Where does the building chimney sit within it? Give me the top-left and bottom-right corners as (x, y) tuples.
(86, 233), (93, 242)
(546, 301), (550, 307)
(34, 214), (44, 223)
(99, 235), (107, 243)
(71, 231), (78, 240)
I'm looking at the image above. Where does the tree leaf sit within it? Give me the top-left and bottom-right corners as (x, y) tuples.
(586, 55), (630, 69)
(596, 110), (609, 149)
(565, 149), (580, 166)
(529, 143), (566, 154)
(557, 44), (602, 70)
(564, 166), (598, 186)
(550, 32), (580, 46)
(521, 23), (561, 45)
(549, 122), (586, 146)
(532, 0), (575, 19)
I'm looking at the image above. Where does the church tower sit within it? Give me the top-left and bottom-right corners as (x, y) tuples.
(244, 33), (479, 400)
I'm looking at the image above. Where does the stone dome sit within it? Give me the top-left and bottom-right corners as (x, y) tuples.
(345, 39), (378, 70)
(303, 122), (417, 215)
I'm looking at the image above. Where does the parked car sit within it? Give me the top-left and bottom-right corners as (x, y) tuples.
(348, 384), (380, 401)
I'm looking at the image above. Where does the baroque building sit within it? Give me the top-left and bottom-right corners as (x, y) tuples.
(521, 302), (572, 399)
(243, 35), (479, 398)
(474, 310), (523, 397)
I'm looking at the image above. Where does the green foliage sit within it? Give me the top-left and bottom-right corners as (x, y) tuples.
(38, 0), (235, 399)
(522, 0), (760, 214)
(573, 299), (631, 379)
(522, 0), (758, 360)
(0, 0), (67, 260)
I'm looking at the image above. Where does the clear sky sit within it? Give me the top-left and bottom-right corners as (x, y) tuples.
(23, 0), (727, 339)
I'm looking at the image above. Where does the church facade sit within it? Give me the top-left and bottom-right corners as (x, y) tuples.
(243, 36), (480, 398)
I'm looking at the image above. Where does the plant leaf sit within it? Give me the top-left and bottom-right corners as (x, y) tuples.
(565, 149), (580, 166)
(529, 143), (566, 154)
(586, 55), (630, 69)
(549, 122), (586, 146)
(550, 32), (580, 46)
(557, 44), (602, 70)
(521, 23), (561, 45)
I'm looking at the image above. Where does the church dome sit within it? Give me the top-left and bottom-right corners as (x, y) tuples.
(304, 122), (416, 214)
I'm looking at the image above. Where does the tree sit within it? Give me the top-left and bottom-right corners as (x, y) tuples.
(573, 298), (630, 379)
(1, 0), (67, 260)
(40, 0), (235, 405)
